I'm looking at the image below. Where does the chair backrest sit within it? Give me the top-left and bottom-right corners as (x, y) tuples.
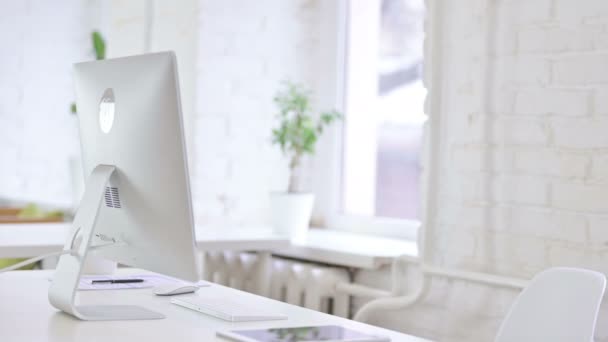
(495, 267), (606, 342)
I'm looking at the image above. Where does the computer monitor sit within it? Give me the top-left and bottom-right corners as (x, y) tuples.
(49, 52), (199, 321)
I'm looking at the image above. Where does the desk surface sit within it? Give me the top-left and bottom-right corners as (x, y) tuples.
(0, 269), (430, 342)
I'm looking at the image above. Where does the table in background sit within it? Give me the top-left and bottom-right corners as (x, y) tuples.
(0, 224), (419, 295)
(0, 223), (290, 295)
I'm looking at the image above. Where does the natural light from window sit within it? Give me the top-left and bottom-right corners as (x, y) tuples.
(341, 0), (425, 221)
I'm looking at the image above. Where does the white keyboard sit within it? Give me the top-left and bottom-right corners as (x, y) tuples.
(171, 296), (287, 322)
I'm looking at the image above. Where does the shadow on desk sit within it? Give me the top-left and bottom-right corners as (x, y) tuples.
(48, 312), (79, 342)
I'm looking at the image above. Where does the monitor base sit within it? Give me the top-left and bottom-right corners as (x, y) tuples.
(74, 305), (165, 321)
(48, 165), (164, 321)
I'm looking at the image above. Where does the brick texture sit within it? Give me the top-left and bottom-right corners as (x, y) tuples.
(192, 0), (333, 226)
(0, 1), (96, 207)
(375, 0), (608, 341)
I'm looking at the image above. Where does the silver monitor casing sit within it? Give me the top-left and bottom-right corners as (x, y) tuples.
(49, 52), (199, 321)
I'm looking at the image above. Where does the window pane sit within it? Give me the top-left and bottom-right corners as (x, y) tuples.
(376, 0), (425, 219)
(342, 0), (425, 220)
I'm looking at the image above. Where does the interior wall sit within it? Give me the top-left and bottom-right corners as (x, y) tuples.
(191, 0), (340, 227)
(0, 0), (339, 221)
(0, 0), (198, 209)
(104, 0), (198, 158)
(0, 1), (101, 207)
(357, 0), (608, 341)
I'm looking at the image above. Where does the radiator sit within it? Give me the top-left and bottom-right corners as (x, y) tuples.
(203, 251), (351, 318)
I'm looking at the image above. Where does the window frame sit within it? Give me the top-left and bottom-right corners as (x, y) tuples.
(311, 0), (426, 241)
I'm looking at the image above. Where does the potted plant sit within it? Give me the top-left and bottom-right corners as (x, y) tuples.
(270, 81), (341, 241)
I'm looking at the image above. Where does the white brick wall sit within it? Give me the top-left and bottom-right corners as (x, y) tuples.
(0, 0), (335, 220)
(0, 0), (199, 208)
(192, 0), (338, 227)
(0, 0), (100, 207)
(514, 89), (590, 116)
(553, 117), (608, 148)
(0, 0), (335, 222)
(361, 0), (608, 341)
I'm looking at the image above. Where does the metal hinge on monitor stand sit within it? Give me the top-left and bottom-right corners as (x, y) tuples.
(48, 164), (164, 321)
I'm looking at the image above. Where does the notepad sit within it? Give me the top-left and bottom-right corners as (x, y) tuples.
(76, 274), (210, 291)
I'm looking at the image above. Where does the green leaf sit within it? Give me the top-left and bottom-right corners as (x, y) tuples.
(301, 126), (317, 154)
(17, 204), (63, 219)
(70, 102), (77, 114)
(17, 204), (43, 219)
(271, 80), (342, 160)
(92, 31), (106, 60)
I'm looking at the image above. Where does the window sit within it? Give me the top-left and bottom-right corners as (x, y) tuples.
(326, 0), (426, 238)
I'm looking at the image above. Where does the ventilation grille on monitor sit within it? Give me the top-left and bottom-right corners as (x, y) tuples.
(104, 187), (122, 208)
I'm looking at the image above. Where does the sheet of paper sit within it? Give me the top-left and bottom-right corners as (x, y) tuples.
(77, 274), (210, 291)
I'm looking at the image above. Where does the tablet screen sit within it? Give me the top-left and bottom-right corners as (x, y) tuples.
(220, 325), (389, 342)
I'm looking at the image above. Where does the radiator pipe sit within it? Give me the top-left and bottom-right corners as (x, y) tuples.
(353, 270), (430, 322)
(335, 283), (391, 299)
(422, 266), (528, 290)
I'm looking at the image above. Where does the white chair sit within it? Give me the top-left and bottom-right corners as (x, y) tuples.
(495, 267), (606, 342)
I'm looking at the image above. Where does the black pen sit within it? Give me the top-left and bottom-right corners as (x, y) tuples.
(91, 278), (144, 284)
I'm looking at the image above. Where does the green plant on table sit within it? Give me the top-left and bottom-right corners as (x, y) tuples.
(271, 81), (341, 193)
(17, 203), (63, 219)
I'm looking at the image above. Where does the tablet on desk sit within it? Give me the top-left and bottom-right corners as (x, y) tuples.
(217, 325), (390, 342)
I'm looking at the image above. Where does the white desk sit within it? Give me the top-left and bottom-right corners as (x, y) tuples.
(0, 223), (68, 258)
(0, 269), (431, 342)
(0, 223), (290, 258)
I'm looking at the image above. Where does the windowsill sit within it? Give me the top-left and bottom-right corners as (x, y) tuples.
(323, 214), (420, 241)
(273, 228), (419, 270)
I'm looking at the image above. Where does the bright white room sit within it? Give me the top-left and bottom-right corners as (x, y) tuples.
(1, 0), (607, 341)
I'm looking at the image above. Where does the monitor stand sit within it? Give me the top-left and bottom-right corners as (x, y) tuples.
(48, 164), (164, 321)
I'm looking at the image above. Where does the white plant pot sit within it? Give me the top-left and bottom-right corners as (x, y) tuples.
(270, 192), (314, 242)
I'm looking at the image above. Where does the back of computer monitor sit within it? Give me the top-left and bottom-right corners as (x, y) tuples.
(73, 51), (198, 282)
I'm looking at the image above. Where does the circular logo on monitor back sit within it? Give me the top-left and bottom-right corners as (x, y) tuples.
(99, 88), (115, 134)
